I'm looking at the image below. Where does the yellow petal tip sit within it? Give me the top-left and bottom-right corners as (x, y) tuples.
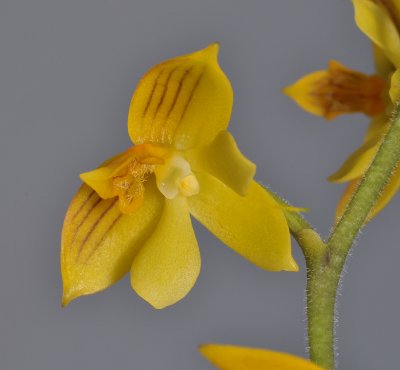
(61, 291), (73, 308)
(282, 85), (294, 99)
(283, 205), (309, 213)
(61, 298), (69, 308)
(203, 42), (220, 56)
(327, 174), (337, 183)
(287, 257), (299, 272)
(198, 343), (209, 353)
(61, 285), (82, 307)
(282, 81), (324, 118)
(282, 83), (305, 102)
(199, 344), (218, 359)
(130, 282), (170, 310)
(191, 42), (220, 62)
(327, 171), (348, 183)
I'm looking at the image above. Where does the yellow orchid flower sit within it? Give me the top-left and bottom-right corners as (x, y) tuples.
(61, 44), (298, 309)
(199, 344), (323, 370)
(284, 0), (400, 221)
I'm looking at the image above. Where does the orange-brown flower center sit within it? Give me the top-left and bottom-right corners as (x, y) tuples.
(108, 144), (199, 213)
(111, 144), (168, 213)
(313, 61), (386, 120)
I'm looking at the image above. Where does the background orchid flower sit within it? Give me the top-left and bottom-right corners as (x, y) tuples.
(284, 0), (400, 221)
(199, 344), (323, 370)
(61, 44), (298, 309)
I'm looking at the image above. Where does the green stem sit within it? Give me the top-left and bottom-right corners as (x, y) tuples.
(273, 105), (400, 369)
(306, 105), (400, 369)
(270, 192), (322, 259)
(306, 261), (336, 369)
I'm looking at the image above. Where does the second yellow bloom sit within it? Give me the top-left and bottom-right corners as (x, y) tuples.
(285, 0), (400, 221)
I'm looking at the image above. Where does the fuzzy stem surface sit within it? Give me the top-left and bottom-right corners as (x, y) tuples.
(306, 105), (400, 369)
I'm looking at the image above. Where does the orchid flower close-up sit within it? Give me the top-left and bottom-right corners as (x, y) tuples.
(61, 44), (298, 310)
(285, 0), (400, 221)
(5, 1), (400, 369)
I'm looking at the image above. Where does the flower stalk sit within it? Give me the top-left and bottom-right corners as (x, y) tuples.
(282, 103), (400, 369)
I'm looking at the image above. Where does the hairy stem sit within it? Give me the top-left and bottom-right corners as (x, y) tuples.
(270, 192), (325, 259)
(306, 104), (400, 369)
(273, 105), (400, 368)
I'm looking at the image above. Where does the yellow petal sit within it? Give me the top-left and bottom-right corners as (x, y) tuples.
(284, 70), (330, 117)
(188, 173), (297, 271)
(127, 43), (233, 150)
(372, 164), (400, 217)
(187, 131), (256, 196)
(373, 43), (395, 78)
(328, 136), (381, 183)
(61, 178), (164, 306)
(130, 196), (201, 309)
(199, 344), (323, 370)
(353, 0), (400, 67)
(390, 68), (400, 103)
(335, 179), (359, 223)
(335, 165), (400, 222)
(284, 60), (385, 120)
(282, 205), (309, 213)
(363, 115), (389, 144)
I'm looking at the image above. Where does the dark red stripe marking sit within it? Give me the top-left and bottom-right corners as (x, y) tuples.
(75, 199), (118, 260)
(70, 196), (102, 248)
(178, 69), (205, 123)
(165, 67), (194, 121)
(151, 66), (181, 122)
(71, 189), (95, 221)
(142, 67), (167, 118)
(84, 213), (123, 264)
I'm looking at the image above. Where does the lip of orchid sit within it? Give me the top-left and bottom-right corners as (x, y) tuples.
(154, 153), (200, 199)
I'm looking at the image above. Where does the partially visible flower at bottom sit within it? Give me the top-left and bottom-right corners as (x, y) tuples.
(61, 44), (298, 310)
(199, 344), (323, 370)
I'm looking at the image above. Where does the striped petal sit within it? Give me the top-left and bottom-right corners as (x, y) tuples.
(130, 196), (201, 309)
(199, 344), (323, 370)
(61, 178), (164, 306)
(188, 173), (297, 272)
(284, 60), (385, 120)
(127, 43), (233, 150)
(353, 0), (400, 68)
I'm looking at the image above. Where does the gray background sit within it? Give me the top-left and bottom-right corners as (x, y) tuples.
(1, 0), (399, 369)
